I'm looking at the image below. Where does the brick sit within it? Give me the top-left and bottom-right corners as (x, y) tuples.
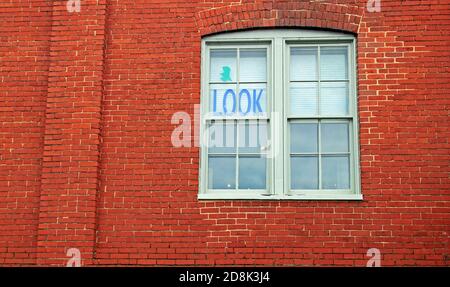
(0, 0), (449, 267)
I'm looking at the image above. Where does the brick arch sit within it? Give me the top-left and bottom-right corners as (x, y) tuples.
(196, 2), (363, 36)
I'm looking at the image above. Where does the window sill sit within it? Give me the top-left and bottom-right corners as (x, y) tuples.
(198, 193), (363, 201)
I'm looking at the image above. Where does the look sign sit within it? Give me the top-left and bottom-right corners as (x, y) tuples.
(211, 66), (266, 116)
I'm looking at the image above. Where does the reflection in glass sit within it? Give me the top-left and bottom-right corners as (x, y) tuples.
(321, 156), (350, 189)
(208, 156), (236, 189)
(207, 120), (236, 154)
(238, 156), (266, 189)
(290, 123), (318, 153)
(238, 120), (269, 154)
(291, 156), (318, 189)
(321, 123), (349, 153)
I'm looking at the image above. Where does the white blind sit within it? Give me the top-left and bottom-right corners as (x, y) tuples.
(290, 82), (318, 116)
(290, 47), (317, 81)
(210, 49), (237, 82)
(320, 47), (348, 81)
(319, 82), (348, 115)
(239, 49), (267, 83)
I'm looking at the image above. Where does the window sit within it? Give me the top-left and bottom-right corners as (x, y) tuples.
(199, 29), (361, 200)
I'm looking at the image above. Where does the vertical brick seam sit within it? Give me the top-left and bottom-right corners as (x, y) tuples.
(36, 0), (107, 266)
(92, 0), (113, 264)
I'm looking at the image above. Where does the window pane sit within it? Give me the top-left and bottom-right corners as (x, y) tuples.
(290, 123), (318, 153)
(210, 49), (237, 82)
(291, 156), (318, 189)
(238, 156), (266, 189)
(240, 49), (267, 82)
(290, 82), (318, 116)
(321, 123), (349, 153)
(238, 120), (269, 154)
(290, 47), (317, 81)
(320, 47), (348, 81)
(208, 156), (236, 189)
(210, 84), (237, 114)
(237, 83), (267, 115)
(207, 120), (236, 153)
(320, 82), (348, 115)
(321, 156), (350, 189)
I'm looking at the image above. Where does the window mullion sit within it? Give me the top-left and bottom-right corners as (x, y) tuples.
(317, 46), (322, 190)
(317, 46), (321, 117)
(273, 37), (284, 196)
(235, 48), (240, 191)
(235, 120), (239, 191)
(318, 121), (322, 190)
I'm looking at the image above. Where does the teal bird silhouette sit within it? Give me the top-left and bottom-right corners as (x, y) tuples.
(220, 66), (232, 82)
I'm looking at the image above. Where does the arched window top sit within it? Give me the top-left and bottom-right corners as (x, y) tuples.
(196, 3), (362, 36)
(203, 28), (355, 42)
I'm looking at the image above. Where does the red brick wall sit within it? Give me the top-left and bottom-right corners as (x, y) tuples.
(0, 0), (51, 265)
(0, 0), (449, 266)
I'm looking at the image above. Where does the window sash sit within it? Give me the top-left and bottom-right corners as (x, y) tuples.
(204, 43), (272, 193)
(284, 42), (358, 197)
(287, 119), (354, 192)
(287, 43), (351, 118)
(206, 118), (270, 192)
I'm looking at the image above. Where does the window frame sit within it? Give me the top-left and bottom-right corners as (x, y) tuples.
(200, 41), (274, 198)
(199, 29), (362, 200)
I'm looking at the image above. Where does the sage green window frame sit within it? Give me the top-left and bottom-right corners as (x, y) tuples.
(199, 29), (362, 200)
(200, 42), (274, 198)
